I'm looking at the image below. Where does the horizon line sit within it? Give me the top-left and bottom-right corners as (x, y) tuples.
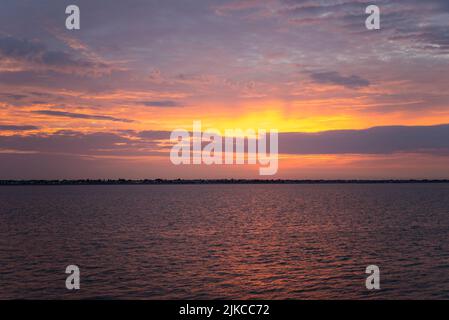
(1, 179), (449, 185)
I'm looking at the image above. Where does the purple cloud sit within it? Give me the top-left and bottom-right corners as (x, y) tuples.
(32, 110), (134, 123)
(309, 71), (370, 89)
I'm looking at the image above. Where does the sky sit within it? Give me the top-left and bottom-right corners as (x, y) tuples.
(0, 0), (449, 179)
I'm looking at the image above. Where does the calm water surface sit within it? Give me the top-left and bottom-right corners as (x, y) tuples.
(1, 184), (449, 299)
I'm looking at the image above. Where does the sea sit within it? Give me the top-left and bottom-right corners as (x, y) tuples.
(1, 183), (449, 299)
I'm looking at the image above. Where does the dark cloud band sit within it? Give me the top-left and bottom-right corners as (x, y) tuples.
(32, 110), (134, 123)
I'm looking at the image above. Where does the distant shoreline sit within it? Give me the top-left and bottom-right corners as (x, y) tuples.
(1, 179), (449, 185)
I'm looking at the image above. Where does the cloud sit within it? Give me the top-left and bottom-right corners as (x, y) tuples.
(0, 36), (109, 74)
(138, 130), (173, 139)
(280, 124), (449, 154)
(280, 1), (364, 18)
(0, 131), (131, 155)
(0, 36), (44, 59)
(390, 25), (449, 53)
(0, 93), (27, 100)
(0, 125), (39, 131)
(32, 110), (134, 123)
(276, 0), (449, 54)
(1, 124), (449, 179)
(140, 100), (180, 107)
(0, 130), (166, 158)
(308, 71), (370, 89)
(2, 124), (448, 158)
(214, 0), (270, 15)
